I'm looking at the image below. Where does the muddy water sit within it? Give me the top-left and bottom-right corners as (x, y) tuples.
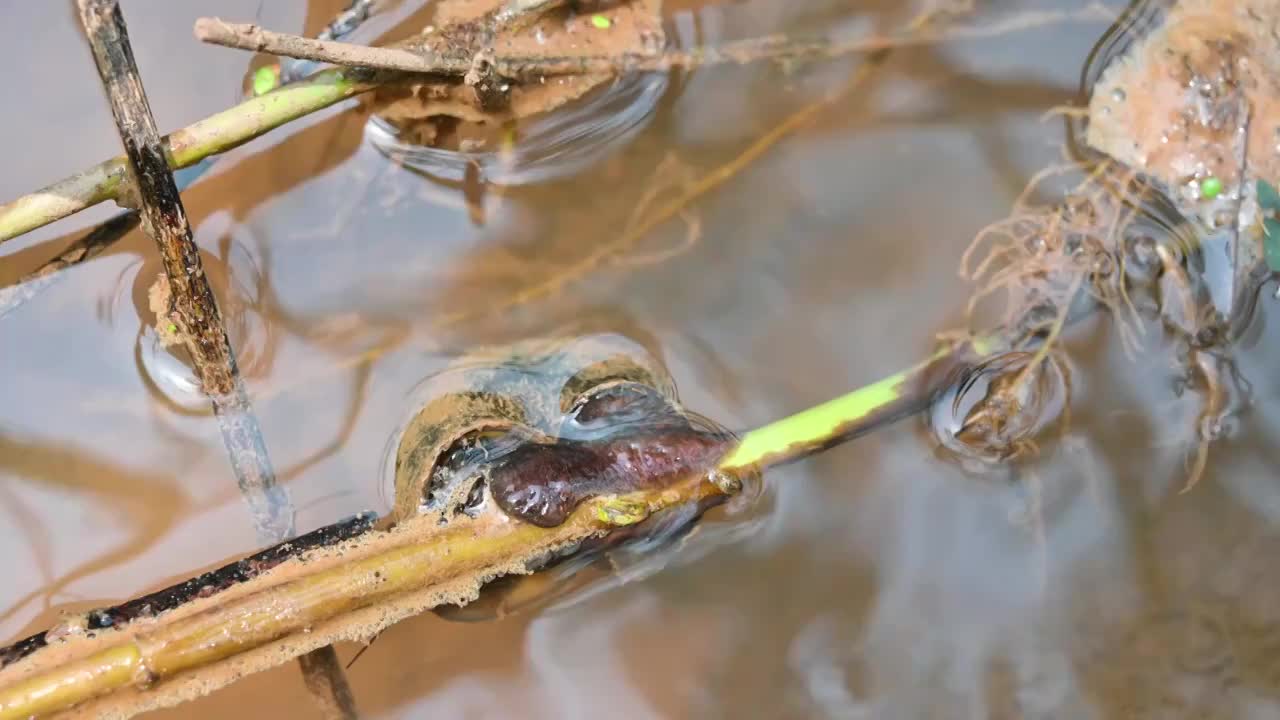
(4, 0), (1280, 717)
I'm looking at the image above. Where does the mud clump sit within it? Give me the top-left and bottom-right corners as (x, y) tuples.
(373, 0), (665, 151)
(1087, 0), (1280, 290)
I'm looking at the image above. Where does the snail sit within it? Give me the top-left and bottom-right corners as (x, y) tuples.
(388, 333), (748, 619)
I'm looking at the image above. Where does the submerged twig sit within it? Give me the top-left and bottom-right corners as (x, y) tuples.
(0, 66), (378, 243)
(0, 330), (988, 720)
(297, 645), (359, 720)
(432, 2), (944, 327)
(75, 0), (293, 550)
(0, 211), (138, 319)
(75, 4), (367, 712)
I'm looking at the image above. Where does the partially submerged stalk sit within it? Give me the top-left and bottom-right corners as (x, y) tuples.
(0, 67), (374, 243)
(0, 474), (728, 719)
(196, 6), (1116, 79)
(0, 2), (1115, 244)
(74, 3), (358, 713)
(721, 337), (995, 472)
(75, 0), (292, 542)
(0, 338), (986, 720)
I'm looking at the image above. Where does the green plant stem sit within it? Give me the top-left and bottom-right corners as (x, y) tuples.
(720, 336), (995, 473)
(0, 68), (377, 244)
(0, 335), (1000, 720)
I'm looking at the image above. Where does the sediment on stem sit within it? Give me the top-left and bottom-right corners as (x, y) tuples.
(73, 3), (368, 712)
(0, 2), (1115, 245)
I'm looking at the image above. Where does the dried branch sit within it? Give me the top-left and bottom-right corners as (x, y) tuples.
(73, 5), (370, 713)
(298, 646), (360, 720)
(75, 0), (293, 548)
(0, 211), (138, 319)
(195, 4), (1118, 78)
(0, 66), (379, 243)
(196, 18), (471, 77)
(278, 0), (384, 85)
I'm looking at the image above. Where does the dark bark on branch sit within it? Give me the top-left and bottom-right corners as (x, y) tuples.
(0, 512), (378, 668)
(0, 211), (138, 320)
(74, 0), (294, 543)
(74, 4), (361, 715)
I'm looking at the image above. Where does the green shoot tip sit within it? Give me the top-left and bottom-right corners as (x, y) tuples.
(1199, 176), (1222, 200)
(252, 66), (280, 97)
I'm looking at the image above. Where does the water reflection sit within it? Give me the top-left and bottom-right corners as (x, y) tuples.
(929, 350), (1072, 470)
(380, 332), (760, 621)
(367, 72), (671, 185)
(9, 0), (1280, 718)
(125, 224), (279, 416)
(0, 433), (191, 637)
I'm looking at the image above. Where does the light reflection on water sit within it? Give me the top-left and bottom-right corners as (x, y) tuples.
(5, 0), (1280, 718)
(365, 71), (671, 186)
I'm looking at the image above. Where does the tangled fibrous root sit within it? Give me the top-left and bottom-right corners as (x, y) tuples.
(957, 154), (1251, 494)
(929, 158), (1149, 472)
(959, 158), (1157, 358)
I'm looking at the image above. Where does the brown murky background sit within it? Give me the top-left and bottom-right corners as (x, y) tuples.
(4, 0), (1280, 717)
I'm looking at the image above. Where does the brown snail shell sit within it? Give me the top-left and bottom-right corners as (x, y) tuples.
(390, 334), (680, 527)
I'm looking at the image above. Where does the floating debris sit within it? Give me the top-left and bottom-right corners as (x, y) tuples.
(1086, 0), (1280, 310)
(373, 0), (663, 152)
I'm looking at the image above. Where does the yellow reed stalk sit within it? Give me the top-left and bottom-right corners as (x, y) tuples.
(0, 475), (726, 719)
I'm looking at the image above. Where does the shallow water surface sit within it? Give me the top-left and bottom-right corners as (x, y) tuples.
(4, 0), (1280, 718)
